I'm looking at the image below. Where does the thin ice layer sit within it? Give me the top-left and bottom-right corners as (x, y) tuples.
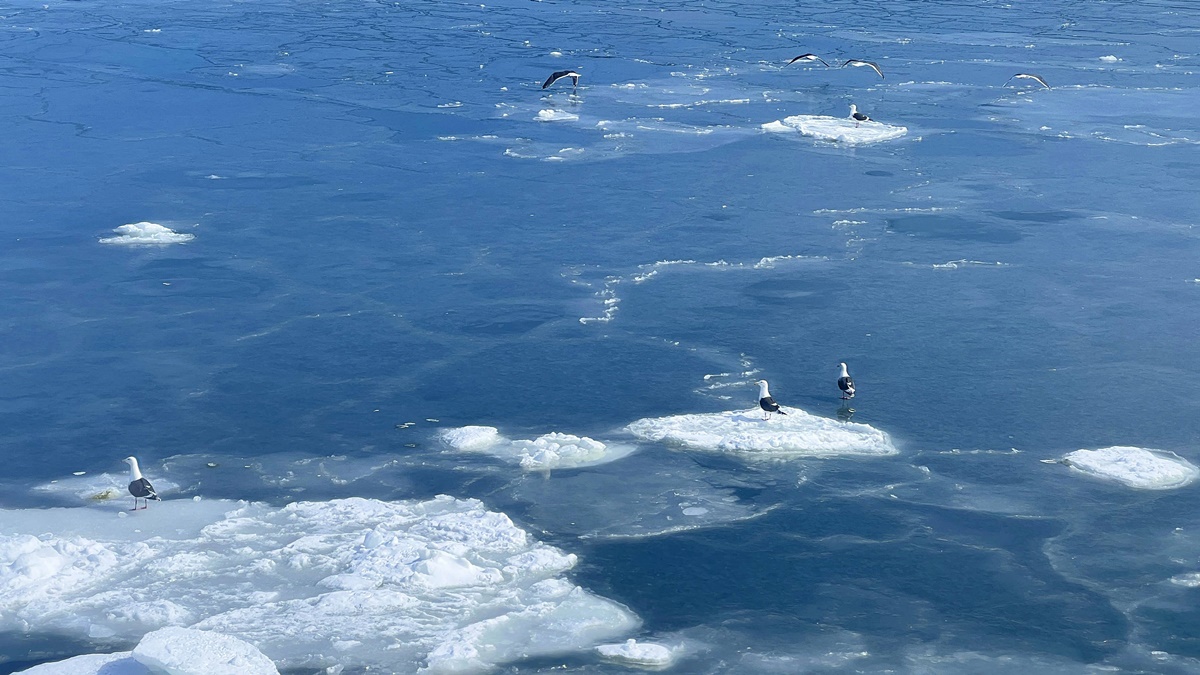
(626, 408), (896, 459)
(0, 497), (638, 672)
(1062, 446), (1199, 490)
(762, 115), (907, 145)
(439, 427), (636, 470)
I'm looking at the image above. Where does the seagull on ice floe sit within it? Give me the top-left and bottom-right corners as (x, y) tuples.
(849, 104), (870, 126)
(837, 362), (856, 400)
(787, 53), (830, 67)
(542, 69), (580, 91)
(842, 59), (884, 79)
(757, 380), (788, 421)
(123, 456), (160, 511)
(1003, 73), (1050, 89)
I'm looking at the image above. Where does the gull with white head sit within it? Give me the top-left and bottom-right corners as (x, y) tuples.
(123, 456), (161, 510)
(837, 363), (856, 400)
(756, 380), (788, 421)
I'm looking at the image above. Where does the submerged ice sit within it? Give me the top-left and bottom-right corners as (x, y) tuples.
(626, 408), (896, 459)
(0, 496), (638, 672)
(1061, 446), (1199, 490)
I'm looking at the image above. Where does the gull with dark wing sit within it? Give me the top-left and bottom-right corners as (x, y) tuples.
(756, 379), (788, 421)
(849, 104), (870, 126)
(1003, 73), (1049, 89)
(123, 456), (161, 511)
(542, 69), (581, 91)
(842, 59), (884, 79)
(787, 53), (830, 67)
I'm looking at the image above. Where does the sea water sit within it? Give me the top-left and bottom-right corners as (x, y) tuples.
(2, 0), (1200, 672)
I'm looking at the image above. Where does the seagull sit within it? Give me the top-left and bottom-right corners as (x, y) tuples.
(849, 104), (870, 126)
(542, 69), (580, 91)
(123, 456), (160, 510)
(837, 362), (856, 400)
(756, 379), (788, 421)
(842, 59), (884, 79)
(787, 53), (830, 67)
(1003, 73), (1049, 89)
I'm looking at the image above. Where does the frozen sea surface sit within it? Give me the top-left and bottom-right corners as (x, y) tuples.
(3, 0), (1200, 672)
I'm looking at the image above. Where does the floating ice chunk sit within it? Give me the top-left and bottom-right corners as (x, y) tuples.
(596, 638), (676, 668)
(1062, 446), (1199, 489)
(134, 627), (279, 675)
(1099, 55), (1120, 62)
(99, 222), (194, 246)
(762, 115), (907, 145)
(626, 408), (896, 459)
(440, 427), (635, 470)
(0, 497), (638, 672)
(535, 109), (579, 122)
(438, 426), (503, 452)
(1170, 572), (1200, 588)
(13, 652), (147, 675)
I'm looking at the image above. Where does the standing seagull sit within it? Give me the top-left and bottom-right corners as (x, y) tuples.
(542, 69), (580, 91)
(842, 59), (884, 79)
(787, 53), (830, 67)
(1003, 73), (1049, 89)
(849, 104), (871, 126)
(837, 363), (856, 400)
(123, 456), (160, 510)
(756, 380), (788, 421)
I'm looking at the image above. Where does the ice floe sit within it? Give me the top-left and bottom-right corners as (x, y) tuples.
(762, 115), (908, 145)
(626, 408), (896, 459)
(15, 627), (276, 675)
(596, 638), (677, 668)
(1061, 446), (1199, 490)
(535, 109), (578, 122)
(99, 222), (195, 246)
(439, 426), (635, 470)
(33, 470), (180, 505)
(0, 496), (638, 672)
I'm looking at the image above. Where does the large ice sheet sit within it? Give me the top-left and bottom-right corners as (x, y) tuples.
(626, 408), (896, 459)
(0, 497), (638, 672)
(1061, 446), (1199, 490)
(439, 426), (636, 470)
(762, 115), (908, 145)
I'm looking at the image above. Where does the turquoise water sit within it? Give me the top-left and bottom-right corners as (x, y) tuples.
(3, 0), (1200, 672)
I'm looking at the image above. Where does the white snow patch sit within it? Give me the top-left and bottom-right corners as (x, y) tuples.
(134, 627), (279, 675)
(1062, 446), (1199, 490)
(626, 408), (896, 459)
(596, 638), (676, 668)
(99, 222), (194, 246)
(762, 115), (907, 145)
(440, 427), (635, 470)
(535, 109), (578, 122)
(0, 497), (638, 673)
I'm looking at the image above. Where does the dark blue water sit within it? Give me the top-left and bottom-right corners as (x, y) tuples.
(3, 0), (1200, 671)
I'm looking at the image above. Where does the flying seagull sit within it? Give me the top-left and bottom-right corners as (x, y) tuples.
(123, 456), (160, 510)
(757, 379), (788, 421)
(787, 53), (830, 67)
(849, 104), (870, 126)
(1003, 73), (1049, 89)
(542, 69), (580, 90)
(842, 59), (884, 79)
(837, 362), (856, 400)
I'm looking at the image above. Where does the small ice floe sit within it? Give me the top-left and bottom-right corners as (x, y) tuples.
(13, 626), (277, 675)
(626, 408), (896, 459)
(439, 426), (635, 470)
(34, 469), (179, 505)
(1099, 55), (1121, 62)
(535, 109), (579, 122)
(1059, 446), (1199, 490)
(99, 222), (195, 246)
(596, 639), (677, 669)
(761, 115), (907, 145)
(1170, 572), (1200, 588)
